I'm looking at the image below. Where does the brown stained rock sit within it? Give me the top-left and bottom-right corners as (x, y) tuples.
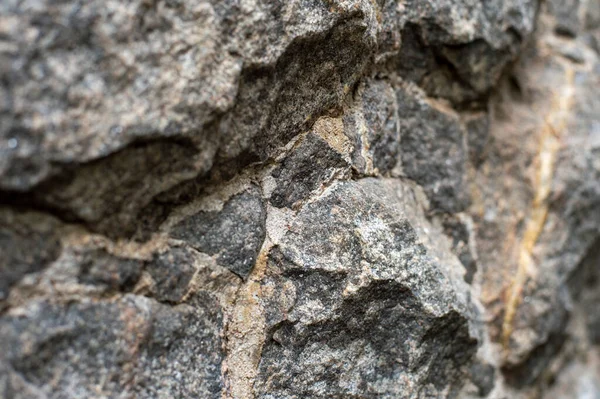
(471, 1), (600, 390)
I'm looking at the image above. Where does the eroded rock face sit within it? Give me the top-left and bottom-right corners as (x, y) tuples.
(0, 294), (225, 398)
(257, 179), (479, 398)
(1, 0), (599, 398)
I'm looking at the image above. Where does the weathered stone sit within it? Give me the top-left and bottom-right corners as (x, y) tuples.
(0, 294), (225, 399)
(396, 84), (469, 213)
(0, 210), (61, 301)
(441, 214), (478, 284)
(468, 362), (497, 397)
(78, 247), (143, 291)
(469, 1), (600, 393)
(0, 0), (599, 398)
(463, 111), (491, 167)
(344, 78), (400, 175)
(568, 239), (600, 345)
(500, 273), (570, 387)
(270, 130), (349, 209)
(256, 179), (480, 398)
(146, 245), (198, 303)
(548, 0), (585, 37)
(171, 185), (266, 278)
(0, 0), (378, 238)
(395, 0), (538, 104)
(219, 7), (375, 164)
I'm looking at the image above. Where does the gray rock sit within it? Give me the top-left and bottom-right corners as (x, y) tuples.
(0, 210), (61, 301)
(441, 215), (477, 284)
(463, 112), (490, 167)
(0, 0), (377, 239)
(0, 294), (225, 399)
(171, 185), (266, 278)
(256, 179), (479, 398)
(470, 2), (600, 392)
(0, 0), (599, 398)
(396, 85), (469, 213)
(568, 238), (600, 346)
(344, 78), (400, 175)
(468, 362), (496, 397)
(146, 245), (198, 303)
(394, 0), (538, 104)
(548, 0), (584, 37)
(270, 132), (349, 209)
(77, 248), (144, 291)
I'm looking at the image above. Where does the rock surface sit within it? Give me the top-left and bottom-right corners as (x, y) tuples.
(1, 0), (599, 398)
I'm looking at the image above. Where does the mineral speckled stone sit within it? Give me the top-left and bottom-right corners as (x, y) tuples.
(1, 0), (600, 398)
(396, 84), (469, 213)
(171, 185), (267, 279)
(344, 78), (401, 175)
(256, 179), (479, 398)
(0, 294), (225, 399)
(270, 130), (349, 209)
(146, 245), (198, 303)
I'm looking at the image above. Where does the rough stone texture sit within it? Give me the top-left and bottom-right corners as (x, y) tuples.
(257, 179), (479, 398)
(1, 0), (599, 398)
(393, 0), (538, 105)
(396, 84), (469, 213)
(171, 184), (267, 278)
(269, 121), (350, 209)
(343, 78), (401, 175)
(0, 294), (225, 398)
(0, 210), (61, 302)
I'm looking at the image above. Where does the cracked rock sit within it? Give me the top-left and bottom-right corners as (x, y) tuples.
(256, 179), (480, 398)
(1, 0), (599, 398)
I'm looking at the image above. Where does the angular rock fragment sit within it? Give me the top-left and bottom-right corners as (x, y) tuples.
(395, 0), (538, 104)
(146, 245), (198, 303)
(396, 85), (469, 213)
(270, 121), (350, 208)
(344, 79), (401, 175)
(171, 185), (266, 278)
(2, 139), (203, 239)
(220, 10), (375, 164)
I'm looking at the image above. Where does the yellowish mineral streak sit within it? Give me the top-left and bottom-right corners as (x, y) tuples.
(501, 67), (575, 351)
(222, 247), (269, 399)
(313, 116), (351, 156)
